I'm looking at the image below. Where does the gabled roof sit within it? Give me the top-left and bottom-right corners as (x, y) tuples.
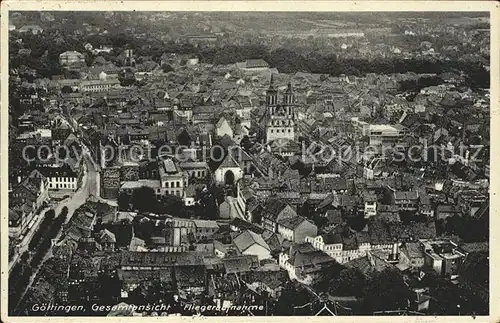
(317, 194), (335, 210)
(394, 191), (419, 200)
(246, 270), (288, 290)
(11, 203), (34, 216)
(325, 209), (343, 225)
(19, 25), (43, 31)
(99, 229), (116, 243)
(321, 232), (343, 244)
(28, 169), (47, 181)
(219, 134), (235, 149)
(278, 216), (311, 230)
(262, 198), (297, 221)
(229, 146), (252, 162)
(192, 219), (219, 229)
(14, 171), (46, 199)
(288, 243), (334, 268)
(233, 230), (270, 253)
(218, 153), (240, 169)
(222, 255), (260, 274)
(216, 116), (230, 128)
(129, 237), (146, 251)
(402, 242), (424, 259)
(473, 202), (489, 220)
(345, 253), (392, 276)
(9, 209), (21, 222)
(229, 218), (264, 234)
(38, 163), (78, 178)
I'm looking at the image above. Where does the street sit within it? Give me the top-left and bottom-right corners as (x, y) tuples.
(54, 148), (100, 224)
(12, 145), (100, 313)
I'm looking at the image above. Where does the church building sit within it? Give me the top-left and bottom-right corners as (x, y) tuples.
(264, 75), (296, 143)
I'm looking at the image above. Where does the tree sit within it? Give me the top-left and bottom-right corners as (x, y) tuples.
(117, 192), (131, 211)
(161, 64), (174, 73)
(311, 213), (328, 228)
(29, 210), (56, 250)
(97, 270), (122, 303)
(177, 129), (191, 146)
(330, 267), (366, 297)
(362, 268), (412, 313)
(20, 251), (30, 263)
(156, 194), (186, 217)
(61, 85), (73, 93)
(145, 280), (175, 304)
(195, 188), (219, 220)
(312, 262), (345, 293)
(45, 209), (56, 221)
(119, 68), (136, 86)
(131, 186), (158, 213)
(240, 135), (253, 151)
(275, 281), (313, 315)
(422, 266), (487, 315)
(59, 206), (69, 222)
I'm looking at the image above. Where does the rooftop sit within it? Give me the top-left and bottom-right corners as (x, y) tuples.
(420, 239), (465, 261)
(159, 158), (182, 177)
(192, 219), (219, 229)
(244, 59), (270, 69)
(233, 230), (270, 253)
(121, 179), (161, 190)
(120, 251), (206, 267)
(278, 216), (309, 230)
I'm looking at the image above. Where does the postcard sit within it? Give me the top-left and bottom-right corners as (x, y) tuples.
(1, 1), (498, 322)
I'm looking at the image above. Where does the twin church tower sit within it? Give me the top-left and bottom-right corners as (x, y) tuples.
(264, 75), (296, 143)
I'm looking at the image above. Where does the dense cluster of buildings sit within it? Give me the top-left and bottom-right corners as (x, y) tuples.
(9, 12), (490, 316)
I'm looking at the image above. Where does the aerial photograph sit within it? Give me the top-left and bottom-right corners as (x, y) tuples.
(7, 10), (490, 316)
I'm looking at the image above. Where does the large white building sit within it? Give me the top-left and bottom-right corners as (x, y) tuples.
(59, 51), (86, 66)
(38, 163), (80, 192)
(368, 124), (407, 148)
(80, 79), (121, 92)
(239, 59), (270, 72)
(158, 157), (186, 198)
(305, 231), (394, 264)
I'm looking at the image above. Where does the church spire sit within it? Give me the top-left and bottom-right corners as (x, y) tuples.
(266, 74), (278, 106)
(269, 74), (276, 90)
(285, 80), (293, 93)
(283, 79), (294, 105)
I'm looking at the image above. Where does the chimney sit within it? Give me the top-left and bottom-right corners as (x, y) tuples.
(389, 242), (399, 262)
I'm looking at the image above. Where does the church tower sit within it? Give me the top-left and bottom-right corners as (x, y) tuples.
(283, 81), (294, 105)
(266, 74), (278, 106)
(265, 76), (295, 143)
